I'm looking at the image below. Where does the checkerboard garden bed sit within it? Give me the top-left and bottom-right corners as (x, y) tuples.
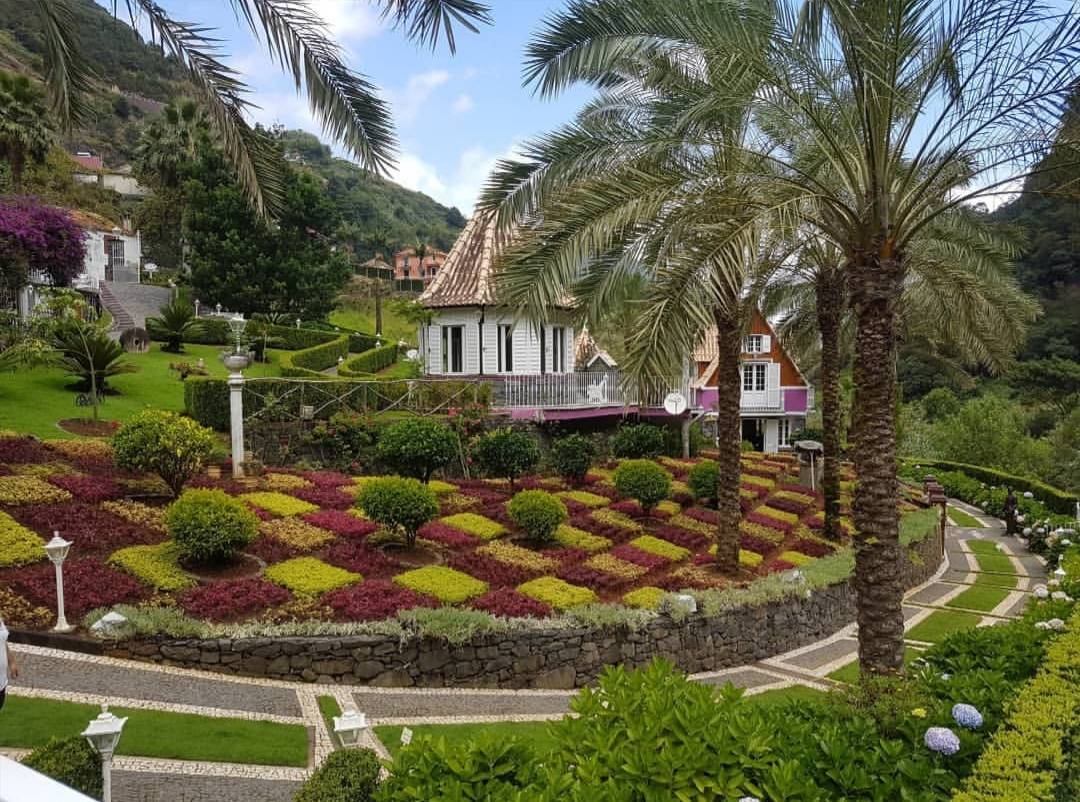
(0, 436), (923, 632)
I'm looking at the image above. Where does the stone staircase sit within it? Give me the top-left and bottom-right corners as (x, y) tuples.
(99, 281), (173, 333)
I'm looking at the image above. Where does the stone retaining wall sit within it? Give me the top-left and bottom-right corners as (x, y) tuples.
(104, 526), (943, 689)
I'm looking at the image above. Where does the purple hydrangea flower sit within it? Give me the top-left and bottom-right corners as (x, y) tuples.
(952, 703), (984, 730)
(924, 726), (961, 755)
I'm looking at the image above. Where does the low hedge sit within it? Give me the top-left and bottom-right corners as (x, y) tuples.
(903, 458), (1076, 514)
(952, 604), (1080, 802)
(280, 334), (351, 378)
(338, 343), (398, 377)
(22, 736), (102, 798)
(348, 332), (379, 353)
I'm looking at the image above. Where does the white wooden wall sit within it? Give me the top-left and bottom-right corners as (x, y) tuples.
(424, 307), (573, 376)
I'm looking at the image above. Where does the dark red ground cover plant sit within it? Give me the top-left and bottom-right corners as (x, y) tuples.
(47, 474), (124, 503)
(609, 499), (646, 518)
(247, 535), (303, 565)
(323, 580), (437, 621)
(12, 502), (159, 551)
(324, 540), (400, 577)
(417, 521), (477, 548)
(472, 587), (551, 618)
(478, 502), (512, 527)
(650, 524), (709, 552)
(692, 552), (715, 566)
(739, 533), (777, 556)
(557, 563), (631, 591)
(683, 507), (719, 525)
(178, 578), (290, 622)
(569, 515), (634, 543)
(0, 437), (54, 463)
(765, 496), (814, 515)
(766, 559), (797, 572)
(777, 482), (823, 499)
(559, 497), (590, 516)
(11, 557), (145, 617)
(538, 547), (590, 566)
(302, 509), (377, 538)
(744, 510), (795, 535)
(302, 471), (353, 488)
(448, 551), (537, 587)
(609, 544), (669, 569)
(791, 538), (833, 558)
(292, 485), (354, 509)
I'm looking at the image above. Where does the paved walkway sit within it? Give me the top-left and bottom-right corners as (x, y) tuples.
(5, 503), (1044, 801)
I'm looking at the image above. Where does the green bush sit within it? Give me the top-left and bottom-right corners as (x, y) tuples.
(113, 409), (216, 496)
(376, 418), (459, 483)
(903, 458), (1076, 515)
(166, 488), (259, 565)
(280, 334), (350, 377)
(610, 423), (666, 459)
(303, 411), (378, 472)
(470, 428), (541, 485)
(379, 736), (543, 800)
(687, 459), (719, 506)
(614, 459), (672, 512)
(549, 434), (595, 485)
(338, 343), (398, 377)
(183, 377), (231, 430)
(294, 747), (380, 802)
(356, 476), (438, 547)
(22, 736), (102, 798)
(507, 490), (568, 544)
(146, 295), (203, 353)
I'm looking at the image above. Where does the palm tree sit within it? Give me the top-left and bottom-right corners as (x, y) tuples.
(33, 0), (490, 217)
(147, 295), (204, 353)
(481, 2), (778, 574)
(51, 319), (137, 420)
(0, 70), (53, 190)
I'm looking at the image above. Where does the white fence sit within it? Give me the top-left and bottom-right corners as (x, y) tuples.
(489, 371), (686, 410)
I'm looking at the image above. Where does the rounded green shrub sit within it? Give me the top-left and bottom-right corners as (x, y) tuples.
(687, 460), (719, 506)
(614, 459), (672, 513)
(610, 423), (666, 459)
(376, 418), (459, 483)
(471, 427), (541, 485)
(294, 747), (380, 802)
(113, 409), (216, 496)
(549, 433), (595, 485)
(166, 488), (258, 565)
(507, 490), (568, 544)
(356, 476), (438, 547)
(22, 736), (102, 798)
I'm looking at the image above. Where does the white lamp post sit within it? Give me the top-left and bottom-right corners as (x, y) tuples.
(193, 298), (200, 318)
(224, 315), (250, 479)
(332, 704), (368, 747)
(82, 705), (127, 802)
(44, 533), (73, 633)
(1054, 565), (1068, 581)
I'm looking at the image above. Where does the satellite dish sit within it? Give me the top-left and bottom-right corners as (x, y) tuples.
(406, 348), (419, 361)
(664, 391), (687, 415)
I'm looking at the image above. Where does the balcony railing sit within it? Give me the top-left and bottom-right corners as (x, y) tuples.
(488, 371), (686, 410)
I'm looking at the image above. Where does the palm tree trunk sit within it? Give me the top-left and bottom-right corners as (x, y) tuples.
(850, 257), (905, 675)
(375, 280), (383, 336)
(816, 272), (844, 541)
(712, 305), (743, 574)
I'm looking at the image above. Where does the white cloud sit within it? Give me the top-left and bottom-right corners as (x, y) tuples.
(451, 93), (475, 114)
(390, 70), (451, 123)
(313, 2), (383, 44)
(243, 91), (320, 133)
(392, 152), (449, 203)
(965, 177), (1025, 212)
(392, 141), (524, 213)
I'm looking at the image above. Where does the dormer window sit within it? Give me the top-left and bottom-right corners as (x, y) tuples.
(744, 334), (764, 353)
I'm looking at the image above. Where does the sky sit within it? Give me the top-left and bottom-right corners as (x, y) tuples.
(110, 1), (592, 214)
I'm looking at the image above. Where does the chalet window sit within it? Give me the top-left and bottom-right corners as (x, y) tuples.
(742, 362), (766, 392)
(744, 334), (763, 353)
(779, 418), (792, 446)
(497, 324), (514, 372)
(552, 326), (566, 372)
(540, 326), (546, 373)
(441, 325), (463, 373)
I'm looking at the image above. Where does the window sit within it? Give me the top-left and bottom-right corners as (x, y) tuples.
(552, 326), (566, 372)
(744, 334), (763, 353)
(497, 324), (513, 373)
(742, 363), (766, 392)
(540, 326), (546, 373)
(441, 325), (463, 373)
(778, 418), (792, 447)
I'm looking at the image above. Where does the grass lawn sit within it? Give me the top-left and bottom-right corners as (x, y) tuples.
(906, 610), (982, 643)
(828, 646), (924, 684)
(973, 553), (1016, 575)
(966, 539), (1003, 555)
(317, 695), (342, 747)
(0, 343), (283, 439)
(331, 300), (415, 345)
(374, 720), (559, 762)
(900, 507), (940, 545)
(948, 506), (984, 528)
(973, 571), (1018, 589)
(946, 584), (1012, 613)
(374, 359), (420, 379)
(0, 695), (309, 766)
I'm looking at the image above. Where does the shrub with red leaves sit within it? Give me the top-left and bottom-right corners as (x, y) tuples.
(0, 437), (53, 463)
(302, 510), (377, 538)
(765, 496), (813, 515)
(765, 559), (797, 573)
(13, 502), (159, 551)
(739, 534), (777, 556)
(559, 497), (590, 516)
(609, 499), (645, 518)
(47, 474), (123, 503)
(323, 580), (438, 621)
(478, 502), (512, 528)
(609, 544), (669, 569)
(791, 538), (833, 558)
(247, 535), (303, 565)
(245, 504), (275, 521)
(11, 557), (145, 617)
(777, 483), (821, 499)
(537, 547), (590, 566)
(324, 540), (399, 577)
(740, 482), (770, 498)
(803, 514), (824, 530)
(557, 563), (629, 591)
(650, 525), (709, 552)
(692, 552), (715, 566)
(447, 551), (536, 587)
(178, 578), (290, 622)
(292, 486), (354, 510)
(683, 507), (719, 525)
(652, 572), (714, 591)
(302, 471), (352, 488)
(568, 515), (634, 543)
(744, 511), (794, 534)
(417, 521), (476, 548)
(472, 588), (551, 618)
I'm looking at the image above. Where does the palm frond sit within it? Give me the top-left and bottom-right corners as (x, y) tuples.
(33, 0), (96, 128)
(378, 0), (491, 53)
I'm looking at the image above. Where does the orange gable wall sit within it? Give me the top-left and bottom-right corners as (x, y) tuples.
(701, 312), (806, 387)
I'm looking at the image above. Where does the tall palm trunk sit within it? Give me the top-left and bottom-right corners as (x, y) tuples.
(712, 305), (743, 574)
(815, 271), (844, 541)
(850, 255), (905, 674)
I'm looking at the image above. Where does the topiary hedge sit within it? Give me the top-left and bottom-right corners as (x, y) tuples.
(22, 735), (102, 798)
(338, 343), (399, 377)
(507, 490), (568, 544)
(355, 476), (439, 547)
(903, 458), (1076, 515)
(166, 488), (259, 565)
(280, 334), (351, 377)
(294, 747), (380, 802)
(614, 459), (672, 513)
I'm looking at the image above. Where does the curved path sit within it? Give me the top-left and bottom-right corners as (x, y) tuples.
(4, 504), (1045, 802)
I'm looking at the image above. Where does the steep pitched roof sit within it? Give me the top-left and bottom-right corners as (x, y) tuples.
(575, 327), (617, 369)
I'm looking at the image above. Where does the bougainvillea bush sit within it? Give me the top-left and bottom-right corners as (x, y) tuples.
(0, 436), (926, 633)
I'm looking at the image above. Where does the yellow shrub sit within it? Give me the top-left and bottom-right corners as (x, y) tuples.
(394, 566), (488, 603)
(517, 577), (596, 610)
(585, 553), (648, 580)
(261, 518), (335, 550)
(0, 476), (72, 505)
(109, 542), (195, 591)
(479, 541), (558, 573)
(629, 535), (690, 562)
(553, 524), (611, 553)
(0, 511), (45, 567)
(265, 557), (360, 595)
(240, 492), (318, 517)
(622, 586), (666, 610)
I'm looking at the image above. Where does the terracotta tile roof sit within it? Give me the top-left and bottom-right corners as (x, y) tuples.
(575, 327), (617, 369)
(66, 208), (130, 234)
(418, 212), (501, 308)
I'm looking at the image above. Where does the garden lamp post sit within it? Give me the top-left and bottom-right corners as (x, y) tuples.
(1054, 565), (1067, 581)
(193, 298), (200, 318)
(82, 705), (126, 802)
(225, 314), (250, 479)
(44, 533), (74, 633)
(928, 484), (947, 557)
(333, 704), (369, 747)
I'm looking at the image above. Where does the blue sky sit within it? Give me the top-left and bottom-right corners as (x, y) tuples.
(115, 1), (591, 214)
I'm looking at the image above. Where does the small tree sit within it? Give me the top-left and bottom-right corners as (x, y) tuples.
(549, 434), (595, 485)
(294, 748), (380, 802)
(147, 295), (203, 353)
(50, 319), (137, 420)
(507, 490), (567, 544)
(610, 424), (666, 459)
(471, 428), (541, 486)
(22, 736), (101, 799)
(356, 476), (438, 548)
(166, 488), (258, 565)
(614, 459), (672, 514)
(376, 418), (458, 483)
(113, 409), (216, 496)
(687, 460), (719, 507)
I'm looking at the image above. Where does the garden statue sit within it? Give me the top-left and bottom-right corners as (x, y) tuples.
(1004, 488), (1019, 536)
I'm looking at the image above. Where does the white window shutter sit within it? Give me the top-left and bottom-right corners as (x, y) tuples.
(761, 334), (772, 353)
(763, 419), (779, 453)
(428, 325), (440, 374)
(766, 362), (781, 408)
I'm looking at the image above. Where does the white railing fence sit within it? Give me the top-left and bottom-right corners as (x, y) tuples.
(489, 371), (686, 410)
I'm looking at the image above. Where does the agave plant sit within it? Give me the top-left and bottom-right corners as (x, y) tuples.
(51, 320), (137, 419)
(147, 296), (203, 353)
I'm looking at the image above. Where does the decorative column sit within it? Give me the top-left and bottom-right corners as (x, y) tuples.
(225, 315), (250, 479)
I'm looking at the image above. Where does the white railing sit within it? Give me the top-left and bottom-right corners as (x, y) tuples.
(740, 395), (784, 412)
(490, 371), (686, 410)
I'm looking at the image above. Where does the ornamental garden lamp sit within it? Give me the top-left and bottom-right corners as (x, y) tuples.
(44, 532), (74, 633)
(228, 314), (247, 354)
(82, 705), (127, 802)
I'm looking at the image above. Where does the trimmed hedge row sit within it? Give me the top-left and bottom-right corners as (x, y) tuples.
(952, 604), (1080, 802)
(184, 376), (491, 431)
(339, 343), (398, 378)
(348, 332), (379, 353)
(903, 458), (1076, 514)
(280, 334), (350, 378)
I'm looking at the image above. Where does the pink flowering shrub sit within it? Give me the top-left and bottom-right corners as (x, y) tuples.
(472, 588), (551, 618)
(47, 474), (123, 503)
(323, 580), (437, 621)
(12, 557), (144, 616)
(178, 578), (290, 622)
(303, 510), (377, 538)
